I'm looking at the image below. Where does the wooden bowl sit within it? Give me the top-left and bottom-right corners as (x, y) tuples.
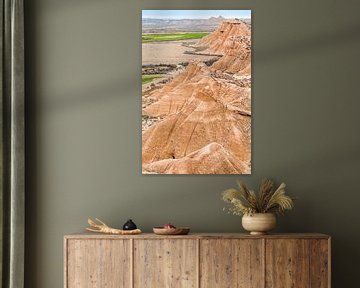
(153, 227), (190, 235)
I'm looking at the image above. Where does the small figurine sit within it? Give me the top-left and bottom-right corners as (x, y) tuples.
(123, 219), (137, 230)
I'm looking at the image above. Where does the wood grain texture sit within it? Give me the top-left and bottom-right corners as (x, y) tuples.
(64, 234), (331, 288)
(200, 239), (264, 288)
(310, 239), (329, 288)
(65, 233), (330, 240)
(133, 239), (197, 288)
(265, 239), (310, 288)
(66, 239), (131, 288)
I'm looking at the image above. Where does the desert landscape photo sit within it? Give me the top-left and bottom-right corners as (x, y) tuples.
(142, 10), (252, 174)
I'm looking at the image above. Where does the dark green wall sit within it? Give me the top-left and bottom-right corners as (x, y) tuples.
(24, 0), (360, 287)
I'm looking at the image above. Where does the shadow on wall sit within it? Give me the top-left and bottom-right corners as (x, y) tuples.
(43, 77), (136, 112)
(256, 23), (360, 63)
(276, 144), (360, 288)
(40, 22), (360, 112)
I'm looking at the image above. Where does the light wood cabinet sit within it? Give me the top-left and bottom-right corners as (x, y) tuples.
(64, 233), (330, 288)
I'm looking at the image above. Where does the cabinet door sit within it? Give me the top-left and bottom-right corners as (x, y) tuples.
(309, 239), (330, 288)
(66, 239), (131, 288)
(200, 239), (264, 288)
(266, 239), (310, 288)
(134, 239), (198, 288)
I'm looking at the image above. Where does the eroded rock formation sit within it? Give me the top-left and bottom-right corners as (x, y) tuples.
(143, 143), (250, 174)
(211, 36), (251, 77)
(142, 20), (252, 174)
(196, 20), (250, 55)
(143, 62), (251, 117)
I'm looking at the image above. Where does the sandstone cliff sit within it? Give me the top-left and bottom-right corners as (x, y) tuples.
(142, 20), (252, 174)
(196, 20), (250, 55)
(211, 35), (251, 77)
(143, 143), (250, 174)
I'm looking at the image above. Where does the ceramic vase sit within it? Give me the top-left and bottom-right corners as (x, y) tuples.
(242, 213), (276, 235)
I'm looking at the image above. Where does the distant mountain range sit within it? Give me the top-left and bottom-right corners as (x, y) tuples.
(142, 17), (251, 33)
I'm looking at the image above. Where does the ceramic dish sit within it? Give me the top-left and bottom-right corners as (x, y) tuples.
(153, 227), (190, 235)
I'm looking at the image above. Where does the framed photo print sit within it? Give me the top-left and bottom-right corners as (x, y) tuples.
(142, 10), (251, 174)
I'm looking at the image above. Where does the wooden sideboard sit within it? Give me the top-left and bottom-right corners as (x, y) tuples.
(64, 233), (331, 288)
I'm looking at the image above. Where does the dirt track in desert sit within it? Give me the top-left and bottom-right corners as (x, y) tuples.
(142, 20), (251, 174)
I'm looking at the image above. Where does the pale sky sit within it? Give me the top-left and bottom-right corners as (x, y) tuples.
(142, 10), (251, 20)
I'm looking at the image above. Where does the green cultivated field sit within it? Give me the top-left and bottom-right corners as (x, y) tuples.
(142, 75), (163, 85)
(142, 33), (208, 43)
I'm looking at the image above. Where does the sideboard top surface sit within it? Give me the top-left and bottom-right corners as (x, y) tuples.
(64, 232), (330, 240)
